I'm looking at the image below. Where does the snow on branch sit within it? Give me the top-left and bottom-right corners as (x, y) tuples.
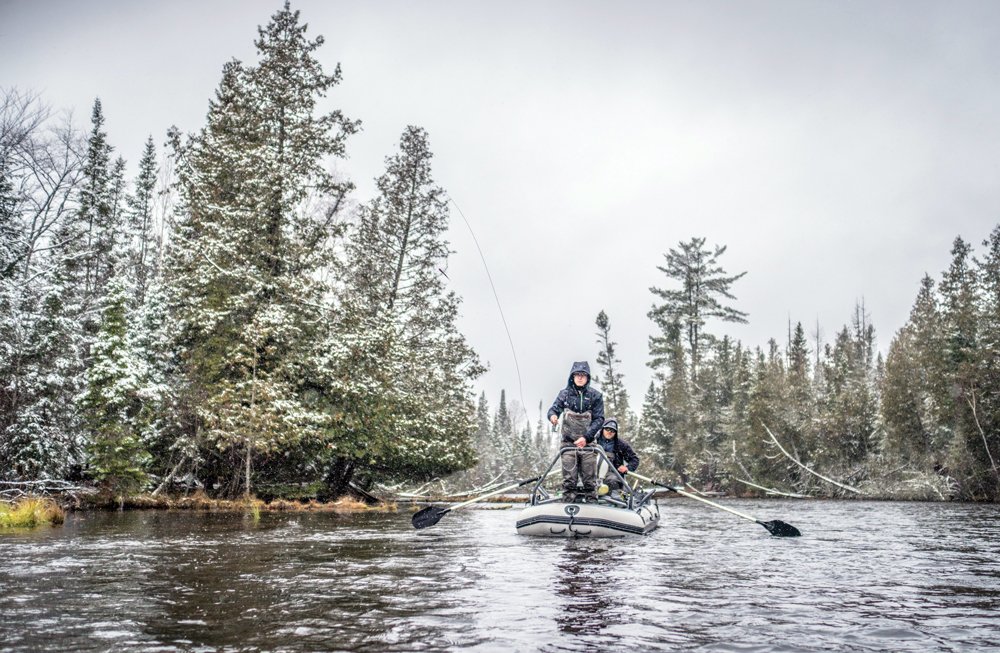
(761, 421), (865, 495)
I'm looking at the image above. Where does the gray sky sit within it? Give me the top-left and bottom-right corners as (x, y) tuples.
(3, 0), (999, 424)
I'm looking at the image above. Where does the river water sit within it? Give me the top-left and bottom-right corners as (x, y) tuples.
(1, 499), (999, 652)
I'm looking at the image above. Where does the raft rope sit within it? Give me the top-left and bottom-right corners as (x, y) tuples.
(449, 197), (527, 415)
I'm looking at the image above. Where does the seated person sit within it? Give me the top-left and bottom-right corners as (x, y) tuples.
(597, 417), (639, 500)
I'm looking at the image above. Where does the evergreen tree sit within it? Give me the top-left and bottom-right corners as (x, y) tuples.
(76, 99), (122, 319)
(0, 91), (86, 480)
(82, 276), (149, 498)
(938, 237), (990, 496)
(534, 399), (554, 468)
(780, 321), (816, 479)
(813, 306), (880, 474)
(636, 380), (669, 469)
(324, 125), (483, 488)
(492, 389), (514, 474)
(652, 320), (693, 474)
(594, 310), (630, 429)
(882, 275), (950, 469)
(126, 137), (159, 306)
(974, 225), (1000, 496)
(648, 237), (748, 384)
(1, 263), (86, 479)
(743, 345), (784, 485)
(0, 153), (19, 279)
(163, 3), (357, 496)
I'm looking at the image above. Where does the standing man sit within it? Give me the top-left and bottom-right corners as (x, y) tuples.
(596, 417), (639, 500)
(547, 361), (604, 502)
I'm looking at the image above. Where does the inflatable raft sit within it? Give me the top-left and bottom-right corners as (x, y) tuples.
(515, 447), (660, 538)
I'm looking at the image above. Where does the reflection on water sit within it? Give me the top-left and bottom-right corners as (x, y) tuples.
(1, 500), (999, 652)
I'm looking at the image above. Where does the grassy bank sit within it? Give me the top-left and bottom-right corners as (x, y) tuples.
(0, 497), (65, 528)
(84, 491), (397, 513)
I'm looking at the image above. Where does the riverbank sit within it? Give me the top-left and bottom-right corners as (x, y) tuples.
(0, 497), (65, 528)
(78, 491), (398, 514)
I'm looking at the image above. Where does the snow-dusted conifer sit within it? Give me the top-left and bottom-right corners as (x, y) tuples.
(75, 100), (123, 320)
(163, 4), (357, 496)
(0, 91), (86, 480)
(327, 125), (483, 488)
(489, 390), (517, 475)
(126, 137), (159, 306)
(82, 275), (149, 497)
(939, 237), (992, 497)
(594, 310), (630, 430)
(648, 237), (748, 384)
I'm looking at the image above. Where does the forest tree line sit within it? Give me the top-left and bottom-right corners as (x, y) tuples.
(3, 4), (998, 503)
(1, 4), (483, 500)
(466, 233), (1000, 502)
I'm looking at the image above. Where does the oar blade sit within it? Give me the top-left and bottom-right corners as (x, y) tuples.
(412, 505), (450, 530)
(759, 519), (801, 537)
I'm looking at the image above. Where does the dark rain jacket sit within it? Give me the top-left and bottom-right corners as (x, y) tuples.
(547, 361), (604, 443)
(598, 428), (640, 472)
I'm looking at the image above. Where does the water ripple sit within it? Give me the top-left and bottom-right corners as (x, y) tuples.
(1, 501), (999, 651)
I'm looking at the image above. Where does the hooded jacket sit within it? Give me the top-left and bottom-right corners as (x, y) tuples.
(547, 361), (604, 442)
(597, 418), (640, 472)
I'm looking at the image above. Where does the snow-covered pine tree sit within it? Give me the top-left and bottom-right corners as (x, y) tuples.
(125, 137), (159, 306)
(492, 390), (514, 476)
(76, 100), (123, 328)
(594, 310), (630, 430)
(657, 319), (693, 474)
(163, 3), (357, 497)
(974, 225), (1000, 498)
(743, 340), (787, 486)
(812, 305), (880, 475)
(0, 90), (86, 480)
(82, 275), (149, 499)
(534, 400), (552, 469)
(882, 275), (949, 470)
(2, 256), (87, 480)
(636, 379), (671, 471)
(326, 125), (484, 490)
(648, 237), (748, 385)
(0, 154), (18, 278)
(939, 237), (991, 498)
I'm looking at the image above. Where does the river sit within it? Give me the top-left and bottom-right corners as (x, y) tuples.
(1, 498), (999, 652)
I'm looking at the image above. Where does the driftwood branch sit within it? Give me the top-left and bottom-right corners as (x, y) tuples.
(0, 480), (96, 502)
(761, 421), (865, 495)
(732, 477), (811, 499)
(729, 439), (811, 498)
(966, 391), (999, 479)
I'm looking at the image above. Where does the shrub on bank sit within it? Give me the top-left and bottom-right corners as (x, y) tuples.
(0, 498), (65, 528)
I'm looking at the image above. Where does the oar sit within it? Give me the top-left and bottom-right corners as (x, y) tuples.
(411, 471), (556, 530)
(626, 471), (801, 537)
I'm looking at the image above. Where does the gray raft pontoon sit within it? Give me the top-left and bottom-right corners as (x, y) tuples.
(515, 446), (660, 537)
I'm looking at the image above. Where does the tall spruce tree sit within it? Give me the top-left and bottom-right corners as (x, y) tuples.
(126, 137), (159, 306)
(75, 100), (121, 321)
(323, 125), (483, 489)
(882, 275), (949, 469)
(938, 237), (989, 497)
(492, 390), (514, 474)
(82, 275), (149, 499)
(974, 226), (1000, 496)
(163, 3), (357, 497)
(594, 310), (630, 428)
(0, 91), (86, 480)
(648, 237), (748, 384)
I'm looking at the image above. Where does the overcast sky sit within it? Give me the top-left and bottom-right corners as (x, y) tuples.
(3, 0), (999, 425)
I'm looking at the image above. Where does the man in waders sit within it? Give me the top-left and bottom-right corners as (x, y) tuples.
(547, 361), (604, 502)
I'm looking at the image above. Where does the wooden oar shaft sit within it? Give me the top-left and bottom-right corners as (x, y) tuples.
(628, 472), (758, 524)
(448, 470), (557, 511)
